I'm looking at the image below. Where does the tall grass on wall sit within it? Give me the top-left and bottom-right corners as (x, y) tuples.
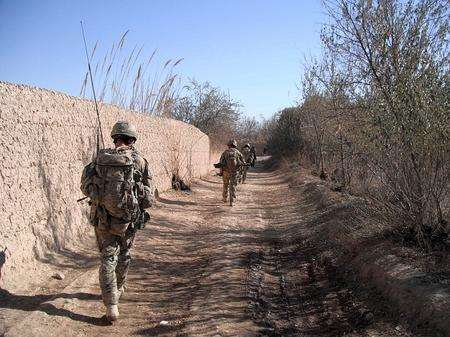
(80, 31), (183, 116)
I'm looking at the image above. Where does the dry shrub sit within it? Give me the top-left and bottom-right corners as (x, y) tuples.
(266, 0), (449, 250)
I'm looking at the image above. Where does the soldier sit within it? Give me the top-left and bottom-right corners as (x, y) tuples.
(250, 145), (257, 167)
(240, 143), (253, 183)
(219, 139), (244, 203)
(80, 121), (153, 322)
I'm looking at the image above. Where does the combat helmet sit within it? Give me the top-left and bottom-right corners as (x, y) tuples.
(227, 139), (238, 148)
(111, 121), (138, 140)
(243, 143), (251, 148)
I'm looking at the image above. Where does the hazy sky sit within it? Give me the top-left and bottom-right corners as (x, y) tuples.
(0, 0), (325, 119)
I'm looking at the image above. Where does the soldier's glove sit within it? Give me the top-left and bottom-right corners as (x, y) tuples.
(137, 183), (153, 208)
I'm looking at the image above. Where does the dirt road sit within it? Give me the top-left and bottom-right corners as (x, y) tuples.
(2, 161), (423, 337)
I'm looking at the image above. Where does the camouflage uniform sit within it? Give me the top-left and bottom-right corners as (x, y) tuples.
(93, 148), (152, 306)
(240, 145), (253, 183)
(219, 143), (244, 201)
(250, 146), (257, 167)
(95, 224), (136, 305)
(81, 122), (153, 309)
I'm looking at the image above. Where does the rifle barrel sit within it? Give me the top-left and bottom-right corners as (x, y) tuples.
(77, 196), (88, 203)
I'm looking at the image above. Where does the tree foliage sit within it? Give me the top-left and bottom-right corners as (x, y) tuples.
(266, 0), (449, 249)
(173, 80), (241, 147)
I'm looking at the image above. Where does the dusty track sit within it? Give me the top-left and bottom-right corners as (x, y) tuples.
(1, 161), (423, 336)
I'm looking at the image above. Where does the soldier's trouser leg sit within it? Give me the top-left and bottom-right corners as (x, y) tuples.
(95, 227), (135, 306)
(230, 173), (237, 198)
(222, 171), (230, 200)
(95, 228), (120, 306)
(242, 167), (248, 183)
(116, 228), (136, 290)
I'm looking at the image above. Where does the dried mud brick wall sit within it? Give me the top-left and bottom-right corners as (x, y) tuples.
(0, 82), (213, 290)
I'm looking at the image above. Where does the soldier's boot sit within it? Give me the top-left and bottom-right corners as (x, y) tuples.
(106, 304), (119, 322)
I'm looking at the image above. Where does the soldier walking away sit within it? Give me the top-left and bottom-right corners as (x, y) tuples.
(218, 139), (244, 205)
(80, 121), (153, 322)
(240, 143), (254, 183)
(250, 145), (257, 167)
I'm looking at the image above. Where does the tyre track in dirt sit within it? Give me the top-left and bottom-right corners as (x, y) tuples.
(242, 165), (420, 337)
(2, 160), (426, 336)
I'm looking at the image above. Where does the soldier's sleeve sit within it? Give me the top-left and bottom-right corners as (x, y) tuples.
(140, 158), (154, 209)
(142, 158), (152, 186)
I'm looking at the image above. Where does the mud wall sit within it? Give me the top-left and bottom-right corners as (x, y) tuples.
(0, 82), (213, 290)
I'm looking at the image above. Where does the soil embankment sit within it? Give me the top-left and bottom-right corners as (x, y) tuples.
(2, 160), (445, 337)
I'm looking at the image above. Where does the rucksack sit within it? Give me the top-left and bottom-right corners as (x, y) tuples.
(224, 149), (238, 173)
(242, 148), (251, 162)
(86, 146), (141, 235)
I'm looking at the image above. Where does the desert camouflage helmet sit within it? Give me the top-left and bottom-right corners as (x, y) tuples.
(244, 143), (251, 148)
(111, 121), (138, 139)
(227, 139), (238, 147)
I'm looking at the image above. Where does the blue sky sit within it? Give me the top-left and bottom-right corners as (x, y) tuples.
(0, 0), (324, 119)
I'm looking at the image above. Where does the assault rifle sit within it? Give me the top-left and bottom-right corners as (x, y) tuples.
(213, 162), (251, 168)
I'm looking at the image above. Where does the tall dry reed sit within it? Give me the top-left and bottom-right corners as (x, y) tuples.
(80, 31), (183, 116)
